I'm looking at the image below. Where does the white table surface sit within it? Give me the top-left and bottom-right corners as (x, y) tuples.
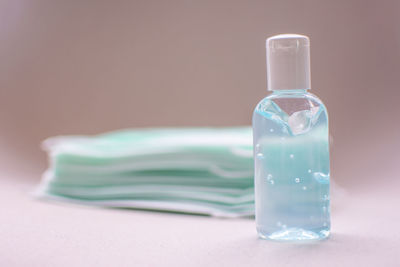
(1, 176), (399, 267)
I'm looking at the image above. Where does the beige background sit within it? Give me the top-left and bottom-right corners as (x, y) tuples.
(1, 1), (400, 266)
(1, 0), (400, 187)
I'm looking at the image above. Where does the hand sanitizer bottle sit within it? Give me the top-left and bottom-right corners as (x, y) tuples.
(253, 34), (330, 241)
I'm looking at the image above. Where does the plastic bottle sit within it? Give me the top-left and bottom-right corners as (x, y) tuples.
(252, 34), (330, 241)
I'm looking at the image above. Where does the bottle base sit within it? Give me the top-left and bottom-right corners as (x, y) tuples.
(257, 227), (330, 242)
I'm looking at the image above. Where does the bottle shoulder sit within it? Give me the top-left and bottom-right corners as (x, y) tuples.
(254, 91), (328, 115)
(253, 91), (329, 136)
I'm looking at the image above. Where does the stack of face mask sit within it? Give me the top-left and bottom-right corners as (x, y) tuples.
(37, 127), (254, 217)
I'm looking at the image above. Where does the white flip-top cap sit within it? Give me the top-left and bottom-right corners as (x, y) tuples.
(266, 34), (311, 91)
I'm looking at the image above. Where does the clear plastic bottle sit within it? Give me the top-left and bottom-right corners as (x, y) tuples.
(253, 34), (330, 241)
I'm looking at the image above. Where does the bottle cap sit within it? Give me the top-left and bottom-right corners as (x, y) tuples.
(266, 34), (311, 91)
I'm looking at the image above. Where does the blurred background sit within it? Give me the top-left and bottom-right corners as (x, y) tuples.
(1, 0), (399, 189)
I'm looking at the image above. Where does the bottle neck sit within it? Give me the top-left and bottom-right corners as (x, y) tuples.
(271, 89), (309, 95)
